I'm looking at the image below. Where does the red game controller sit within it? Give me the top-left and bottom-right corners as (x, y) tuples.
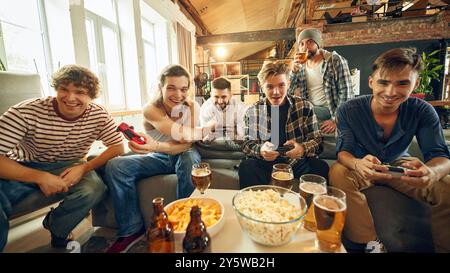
(116, 122), (146, 145)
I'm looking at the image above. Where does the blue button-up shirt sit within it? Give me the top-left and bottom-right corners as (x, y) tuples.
(336, 95), (450, 163)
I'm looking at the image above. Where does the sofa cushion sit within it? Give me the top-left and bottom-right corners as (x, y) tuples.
(318, 133), (336, 160)
(0, 71), (43, 115)
(91, 174), (179, 229)
(203, 159), (240, 169)
(195, 141), (245, 160)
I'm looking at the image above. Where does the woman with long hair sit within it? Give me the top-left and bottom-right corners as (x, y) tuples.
(103, 64), (213, 253)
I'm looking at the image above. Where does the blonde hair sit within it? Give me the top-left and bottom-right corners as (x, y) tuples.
(257, 60), (292, 85)
(151, 64), (192, 107)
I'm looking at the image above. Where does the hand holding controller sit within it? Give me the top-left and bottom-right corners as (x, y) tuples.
(116, 122), (146, 145)
(386, 165), (407, 178)
(276, 144), (295, 157)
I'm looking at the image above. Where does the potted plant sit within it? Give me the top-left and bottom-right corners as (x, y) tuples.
(411, 49), (445, 100)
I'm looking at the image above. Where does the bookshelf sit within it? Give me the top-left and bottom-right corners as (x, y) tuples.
(210, 62), (241, 78)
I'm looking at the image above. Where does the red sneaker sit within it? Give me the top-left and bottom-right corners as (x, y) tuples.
(106, 228), (145, 253)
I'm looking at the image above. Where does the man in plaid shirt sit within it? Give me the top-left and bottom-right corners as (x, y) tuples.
(239, 61), (328, 188)
(288, 28), (354, 134)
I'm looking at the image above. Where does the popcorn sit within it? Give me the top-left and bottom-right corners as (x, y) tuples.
(234, 189), (303, 246)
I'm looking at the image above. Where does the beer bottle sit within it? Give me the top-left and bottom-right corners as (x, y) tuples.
(182, 205), (211, 253)
(147, 197), (175, 253)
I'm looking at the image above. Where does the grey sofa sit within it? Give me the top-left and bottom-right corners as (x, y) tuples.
(91, 133), (435, 252)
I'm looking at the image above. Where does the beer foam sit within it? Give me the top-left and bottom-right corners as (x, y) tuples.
(271, 171), (293, 180)
(300, 182), (326, 194)
(314, 195), (346, 212)
(192, 168), (211, 177)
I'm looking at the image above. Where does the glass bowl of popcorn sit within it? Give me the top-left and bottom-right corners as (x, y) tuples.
(232, 185), (307, 246)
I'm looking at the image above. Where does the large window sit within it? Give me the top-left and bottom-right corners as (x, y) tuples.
(140, 1), (170, 99)
(141, 18), (158, 94)
(0, 0), (51, 95)
(85, 0), (126, 110)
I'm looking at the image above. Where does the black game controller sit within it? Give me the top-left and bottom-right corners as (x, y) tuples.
(386, 165), (407, 178)
(276, 144), (295, 157)
(377, 165), (407, 178)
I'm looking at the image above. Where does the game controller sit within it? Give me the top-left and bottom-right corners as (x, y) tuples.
(383, 165), (406, 178)
(116, 122), (146, 145)
(276, 144), (295, 157)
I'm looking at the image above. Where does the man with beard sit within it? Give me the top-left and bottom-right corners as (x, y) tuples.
(199, 77), (248, 144)
(329, 48), (450, 252)
(288, 28), (353, 134)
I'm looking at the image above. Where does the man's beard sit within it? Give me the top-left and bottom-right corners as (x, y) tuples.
(215, 103), (228, 110)
(307, 49), (318, 59)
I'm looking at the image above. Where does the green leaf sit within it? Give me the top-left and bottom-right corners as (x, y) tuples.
(428, 49), (441, 57)
(417, 50), (445, 97)
(431, 64), (444, 71)
(429, 58), (440, 64)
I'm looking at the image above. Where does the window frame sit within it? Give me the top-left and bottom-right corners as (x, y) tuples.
(0, 0), (53, 95)
(84, 3), (127, 111)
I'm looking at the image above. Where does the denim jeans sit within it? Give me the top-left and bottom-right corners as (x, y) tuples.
(0, 160), (106, 252)
(103, 149), (201, 237)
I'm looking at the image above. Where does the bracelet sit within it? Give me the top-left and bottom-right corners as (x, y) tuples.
(155, 141), (160, 152)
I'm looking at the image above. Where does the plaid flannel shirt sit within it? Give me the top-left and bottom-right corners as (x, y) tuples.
(288, 49), (354, 118)
(242, 94), (323, 159)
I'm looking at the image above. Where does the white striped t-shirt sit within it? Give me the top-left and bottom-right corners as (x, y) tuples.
(0, 96), (123, 162)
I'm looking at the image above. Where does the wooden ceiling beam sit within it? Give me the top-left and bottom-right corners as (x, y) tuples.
(286, 0), (304, 27)
(197, 28), (296, 45)
(177, 0), (210, 35)
(305, 0), (317, 23)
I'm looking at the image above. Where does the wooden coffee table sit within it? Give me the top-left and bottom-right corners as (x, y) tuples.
(181, 188), (346, 253)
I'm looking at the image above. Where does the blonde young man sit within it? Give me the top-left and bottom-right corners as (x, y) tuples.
(330, 48), (450, 253)
(239, 61), (328, 188)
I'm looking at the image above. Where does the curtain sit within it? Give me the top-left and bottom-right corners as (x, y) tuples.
(176, 22), (193, 75)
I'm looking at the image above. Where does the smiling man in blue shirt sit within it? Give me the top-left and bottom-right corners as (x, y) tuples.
(329, 48), (450, 253)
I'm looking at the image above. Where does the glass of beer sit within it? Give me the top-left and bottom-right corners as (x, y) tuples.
(294, 51), (308, 68)
(191, 162), (212, 194)
(271, 163), (294, 195)
(298, 52), (308, 63)
(299, 174), (327, 232)
(313, 187), (347, 253)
